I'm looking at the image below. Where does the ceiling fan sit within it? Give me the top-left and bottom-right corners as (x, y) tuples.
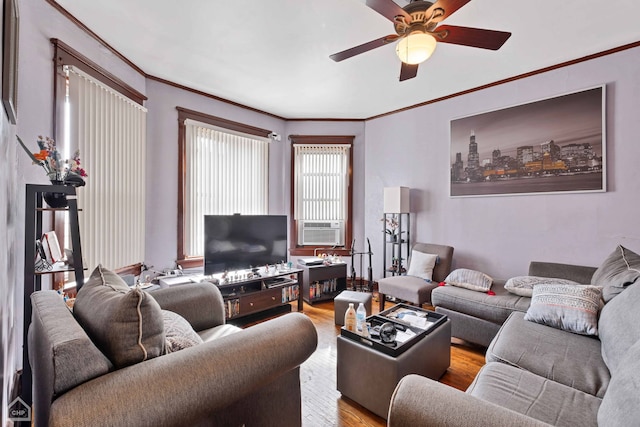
(330, 0), (511, 81)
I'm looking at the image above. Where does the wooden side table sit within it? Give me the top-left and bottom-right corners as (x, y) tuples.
(298, 262), (347, 304)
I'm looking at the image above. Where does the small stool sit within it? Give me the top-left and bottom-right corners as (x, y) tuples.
(334, 290), (372, 325)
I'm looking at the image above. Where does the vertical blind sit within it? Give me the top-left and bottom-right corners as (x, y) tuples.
(67, 66), (147, 271)
(184, 119), (269, 257)
(293, 144), (349, 221)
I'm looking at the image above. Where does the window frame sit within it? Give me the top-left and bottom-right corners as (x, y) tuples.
(289, 135), (354, 257)
(176, 107), (272, 268)
(52, 38), (147, 281)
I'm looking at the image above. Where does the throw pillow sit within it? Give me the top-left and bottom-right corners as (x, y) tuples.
(74, 264), (165, 368)
(591, 245), (640, 302)
(406, 250), (438, 281)
(505, 276), (581, 297)
(163, 310), (203, 353)
(524, 283), (603, 336)
(444, 269), (493, 292)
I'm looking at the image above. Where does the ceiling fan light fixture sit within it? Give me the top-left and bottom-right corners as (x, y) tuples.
(395, 31), (436, 65)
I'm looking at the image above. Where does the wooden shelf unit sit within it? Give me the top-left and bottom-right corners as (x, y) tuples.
(298, 262), (347, 304)
(382, 213), (410, 278)
(22, 184), (85, 408)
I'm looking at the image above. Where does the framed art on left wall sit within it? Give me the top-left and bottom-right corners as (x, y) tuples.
(2, 0), (19, 124)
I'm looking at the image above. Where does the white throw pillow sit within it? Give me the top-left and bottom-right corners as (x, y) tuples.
(505, 275), (581, 297)
(406, 250), (438, 281)
(445, 268), (493, 292)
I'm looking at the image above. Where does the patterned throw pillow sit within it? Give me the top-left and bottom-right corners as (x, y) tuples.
(444, 268), (493, 292)
(524, 283), (603, 336)
(406, 250), (438, 281)
(505, 276), (581, 297)
(163, 310), (203, 353)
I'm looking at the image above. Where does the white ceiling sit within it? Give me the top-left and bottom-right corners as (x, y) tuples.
(54, 0), (640, 119)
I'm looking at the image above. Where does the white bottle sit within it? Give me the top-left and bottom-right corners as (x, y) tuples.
(344, 303), (357, 332)
(356, 302), (367, 334)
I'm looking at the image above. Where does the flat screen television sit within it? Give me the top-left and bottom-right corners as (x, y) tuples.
(204, 215), (288, 275)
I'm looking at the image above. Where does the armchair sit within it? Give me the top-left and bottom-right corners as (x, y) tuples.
(29, 281), (318, 427)
(378, 243), (454, 311)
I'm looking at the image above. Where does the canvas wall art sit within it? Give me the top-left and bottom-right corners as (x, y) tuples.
(450, 86), (605, 197)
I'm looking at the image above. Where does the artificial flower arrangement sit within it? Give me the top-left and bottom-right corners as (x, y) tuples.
(17, 135), (87, 186)
(383, 215), (401, 241)
(384, 215), (399, 235)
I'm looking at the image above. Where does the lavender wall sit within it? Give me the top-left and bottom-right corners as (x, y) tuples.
(364, 46), (640, 281)
(144, 80), (287, 270)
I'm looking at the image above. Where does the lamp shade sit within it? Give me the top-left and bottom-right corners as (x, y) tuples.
(396, 32), (437, 65)
(384, 187), (410, 213)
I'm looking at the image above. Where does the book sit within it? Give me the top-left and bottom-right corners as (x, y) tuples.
(43, 231), (63, 263)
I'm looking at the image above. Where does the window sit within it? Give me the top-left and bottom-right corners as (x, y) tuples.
(290, 135), (353, 256)
(177, 108), (272, 267)
(53, 39), (147, 277)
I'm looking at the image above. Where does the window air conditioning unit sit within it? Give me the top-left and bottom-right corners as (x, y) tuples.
(300, 221), (344, 246)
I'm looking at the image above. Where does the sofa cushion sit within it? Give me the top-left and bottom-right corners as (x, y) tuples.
(598, 339), (640, 426)
(406, 250), (438, 281)
(598, 281), (640, 374)
(528, 261), (597, 284)
(504, 275), (581, 297)
(591, 245), (640, 302)
(523, 283), (602, 336)
(412, 243), (454, 283)
(487, 312), (610, 397)
(432, 281), (530, 325)
(162, 310), (203, 353)
(74, 265), (165, 368)
(467, 362), (601, 427)
(444, 268), (493, 292)
(29, 291), (113, 396)
(378, 275), (439, 305)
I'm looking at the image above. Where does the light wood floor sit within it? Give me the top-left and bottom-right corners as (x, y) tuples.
(294, 296), (487, 427)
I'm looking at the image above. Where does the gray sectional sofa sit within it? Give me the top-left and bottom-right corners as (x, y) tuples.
(388, 251), (640, 426)
(432, 261), (597, 346)
(29, 275), (318, 427)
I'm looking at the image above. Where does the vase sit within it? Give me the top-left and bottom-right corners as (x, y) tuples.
(43, 180), (69, 208)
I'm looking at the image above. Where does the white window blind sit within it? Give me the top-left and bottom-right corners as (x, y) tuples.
(66, 66), (147, 271)
(184, 119), (269, 257)
(293, 143), (349, 223)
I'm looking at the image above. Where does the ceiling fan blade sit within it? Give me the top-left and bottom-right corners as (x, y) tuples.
(426, 0), (472, 23)
(433, 25), (511, 50)
(399, 63), (419, 81)
(366, 0), (412, 23)
(330, 35), (399, 62)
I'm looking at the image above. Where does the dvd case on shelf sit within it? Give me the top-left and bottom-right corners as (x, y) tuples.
(308, 278), (338, 299)
(225, 299), (240, 318)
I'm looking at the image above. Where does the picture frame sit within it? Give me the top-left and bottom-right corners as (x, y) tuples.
(2, 0), (19, 124)
(450, 86), (606, 198)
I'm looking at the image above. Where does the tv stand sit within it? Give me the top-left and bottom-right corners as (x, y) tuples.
(212, 268), (303, 320)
